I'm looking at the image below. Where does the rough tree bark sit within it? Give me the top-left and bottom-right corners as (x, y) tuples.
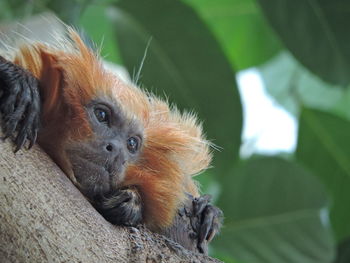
(0, 137), (222, 263)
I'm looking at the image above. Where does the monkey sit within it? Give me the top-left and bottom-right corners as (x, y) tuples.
(0, 27), (222, 253)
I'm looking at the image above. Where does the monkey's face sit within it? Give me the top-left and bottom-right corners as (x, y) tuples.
(65, 99), (143, 199)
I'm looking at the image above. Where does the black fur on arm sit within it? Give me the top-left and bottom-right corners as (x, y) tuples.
(0, 56), (41, 152)
(94, 189), (223, 254)
(94, 187), (143, 227)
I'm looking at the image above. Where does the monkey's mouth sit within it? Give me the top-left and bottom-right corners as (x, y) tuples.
(68, 154), (122, 198)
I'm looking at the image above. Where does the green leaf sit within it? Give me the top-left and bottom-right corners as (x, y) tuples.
(335, 238), (350, 263)
(215, 157), (335, 263)
(331, 90), (350, 122)
(257, 0), (350, 85)
(0, 0), (47, 21)
(0, 0), (14, 21)
(79, 4), (121, 63)
(296, 108), (350, 242)
(0, 0), (93, 24)
(183, 0), (281, 70)
(110, 0), (242, 171)
(259, 51), (346, 116)
(47, 0), (93, 24)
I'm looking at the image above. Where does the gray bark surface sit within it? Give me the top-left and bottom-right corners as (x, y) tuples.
(0, 138), (221, 263)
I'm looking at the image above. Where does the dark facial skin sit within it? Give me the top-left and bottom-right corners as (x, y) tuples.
(66, 99), (143, 200)
(64, 99), (144, 226)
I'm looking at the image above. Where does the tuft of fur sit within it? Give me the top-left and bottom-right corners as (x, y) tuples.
(4, 27), (212, 229)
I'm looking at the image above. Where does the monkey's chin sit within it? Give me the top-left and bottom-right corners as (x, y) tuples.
(69, 155), (116, 198)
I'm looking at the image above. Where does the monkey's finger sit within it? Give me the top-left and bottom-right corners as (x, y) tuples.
(98, 189), (142, 226)
(196, 204), (223, 254)
(189, 194), (211, 233)
(18, 85), (40, 150)
(103, 192), (128, 208)
(26, 90), (41, 149)
(0, 81), (26, 138)
(26, 126), (36, 150)
(1, 77), (24, 113)
(2, 100), (36, 148)
(1, 92), (17, 116)
(206, 208), (223, 242)
(101, 201), (142, 226)
(14, 128), (27, 153)
(203, 205), (223, 241)
(14, 112), (33, 152)
(14, 103), (36, 152)
(198, 206), (214, 246)
(102, 188), (137, 208)
(2, 118), (16, 140)
(2, 96), (29, 138)
(198, 240), (208, 255)
(28, 123), (38, 149)
(2, 112), (22, 141)
(193, 194), (211, 216)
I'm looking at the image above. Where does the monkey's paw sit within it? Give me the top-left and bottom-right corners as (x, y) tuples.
(190, 194), (223, 254)
(97, 187), (143, 227)
(0, 56), (41, 152)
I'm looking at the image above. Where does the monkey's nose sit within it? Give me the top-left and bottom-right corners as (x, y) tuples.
(103, 141), (125, 163)
(104, 141), (120, 155)
(106, 143), (114, 152)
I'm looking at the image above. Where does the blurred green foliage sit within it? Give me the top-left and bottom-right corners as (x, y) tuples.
(2, 0), (350, 262)
(184, 0), (282, 70)
(297, 108), (350, 242)
(258, 0), (350, 86)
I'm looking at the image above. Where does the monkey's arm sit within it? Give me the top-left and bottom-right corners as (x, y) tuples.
(0, 56), (41, 152)
(97, 186), (222, 254)
(94, 187), (143, 227)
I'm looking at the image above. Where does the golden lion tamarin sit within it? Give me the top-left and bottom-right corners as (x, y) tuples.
(0, 27), (222, 253)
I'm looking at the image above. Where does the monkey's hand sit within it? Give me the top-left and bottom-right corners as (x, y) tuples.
(0, 56), (41, 152)
(190, 194), (223, 254)
(96, 187), (143, 227)
(161, 194), (223, 254)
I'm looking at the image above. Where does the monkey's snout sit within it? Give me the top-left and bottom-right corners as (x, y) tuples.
(105, 163), (115, 174)
(106, 143), (113, 152)
(103, 141), (120, 156)
(103, 141), (126, 168)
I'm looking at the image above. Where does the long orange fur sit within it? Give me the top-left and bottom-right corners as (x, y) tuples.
(5, 28), (212, 230)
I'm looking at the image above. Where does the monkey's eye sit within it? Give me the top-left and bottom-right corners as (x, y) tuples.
(127, 136), (140, 153)
(94, 108), (109, 124)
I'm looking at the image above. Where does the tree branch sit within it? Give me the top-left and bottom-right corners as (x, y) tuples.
(0, 138), (221, 263)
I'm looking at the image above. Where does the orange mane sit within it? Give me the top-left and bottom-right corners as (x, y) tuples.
(6, 28), (212, 229)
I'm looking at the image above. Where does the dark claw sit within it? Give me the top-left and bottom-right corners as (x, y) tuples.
(95, 187), (143, 227)
(198, 207), (214, 245)
(28, 126), (38, 149)
(0, 56), (41, 152)
(14, 129), (27, 153)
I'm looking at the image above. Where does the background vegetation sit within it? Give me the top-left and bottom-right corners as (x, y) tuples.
(1, 0), (349, 262)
